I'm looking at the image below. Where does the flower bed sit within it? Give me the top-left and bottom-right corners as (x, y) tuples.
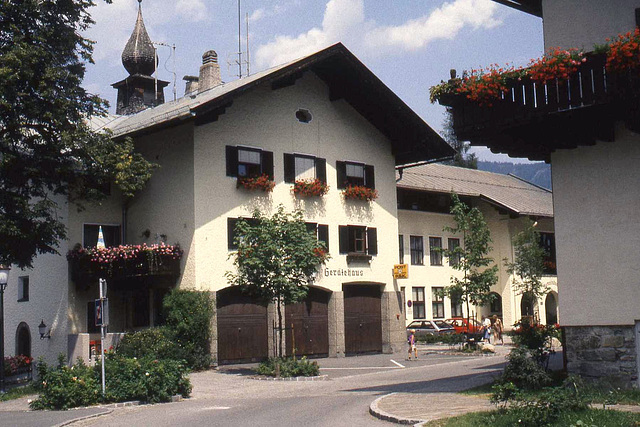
(67, 243), (183, 280)
(293, 179), (328, 197)
(342, 185), (378, 201)
(237, 174), (275, 192)
(3, 355), (33, 377)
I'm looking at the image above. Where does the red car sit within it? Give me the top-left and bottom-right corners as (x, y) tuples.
(445, 318), (483, 335)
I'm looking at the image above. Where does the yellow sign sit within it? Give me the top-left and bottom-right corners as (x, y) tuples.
(393, 264), (408, 279)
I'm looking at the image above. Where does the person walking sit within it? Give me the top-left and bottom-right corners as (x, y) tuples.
(483, 316), (491, 343)
(492, 315), (504, 345)
(407, 329), (418, 360)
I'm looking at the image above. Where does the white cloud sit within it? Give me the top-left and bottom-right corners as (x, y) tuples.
(175, 0), (207, 21)
(254, 0), (501, 69)
(249, 8), (266, 22)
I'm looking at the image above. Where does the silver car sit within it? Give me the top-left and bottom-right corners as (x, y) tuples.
(406, 320), (456, 337)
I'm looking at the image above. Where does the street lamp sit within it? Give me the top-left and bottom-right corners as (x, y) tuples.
(38, 319), (51, 339)
(0, 265), (10, 393)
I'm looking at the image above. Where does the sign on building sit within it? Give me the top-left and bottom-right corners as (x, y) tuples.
(393, 264), (408, 279)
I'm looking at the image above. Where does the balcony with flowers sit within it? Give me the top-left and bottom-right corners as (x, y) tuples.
(292, 178), (329, 198)
(342, 185), (378, 202)
(67, 243), (183, 286)
(430, 30), (640, 161)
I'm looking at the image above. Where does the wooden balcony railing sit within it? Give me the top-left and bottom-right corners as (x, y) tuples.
(439, 54), (640, 144)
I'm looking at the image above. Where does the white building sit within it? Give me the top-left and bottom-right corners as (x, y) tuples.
(396, 163), (557, 330)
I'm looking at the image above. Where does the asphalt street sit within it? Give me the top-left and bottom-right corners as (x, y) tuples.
(66, 350), (506, 427)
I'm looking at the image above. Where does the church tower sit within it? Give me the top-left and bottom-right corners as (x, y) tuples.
(111, 0), (169, 115)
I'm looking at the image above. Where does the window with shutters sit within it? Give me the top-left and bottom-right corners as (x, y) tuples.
(225, 146), (274, 180)
(305, 222), (330, 252)
(335, 161), (375, 189)
(227, 217), (259, 250)
(283, 153), (327, 184)
(338, 225), (377, 261)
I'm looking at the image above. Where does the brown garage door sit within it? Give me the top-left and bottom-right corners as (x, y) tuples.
(344, 284), (382, 354)
(217, 287), (268, 363)
(285, 287), (330, 357)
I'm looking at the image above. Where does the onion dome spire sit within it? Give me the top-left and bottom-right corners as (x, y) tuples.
(121, 0), (156, 76)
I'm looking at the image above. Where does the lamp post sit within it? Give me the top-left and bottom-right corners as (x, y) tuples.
(0, 265), (10, 393)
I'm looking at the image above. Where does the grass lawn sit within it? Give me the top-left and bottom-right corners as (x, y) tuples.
(0, 384), (37, 402)
(424, 409), (640, 426)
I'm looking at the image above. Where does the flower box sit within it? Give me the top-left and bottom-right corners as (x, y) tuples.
(67, 243), (183, 281)
(342, 185), (378, 201)
(237, 174), (275, 192)
(293, 179), (329, 197)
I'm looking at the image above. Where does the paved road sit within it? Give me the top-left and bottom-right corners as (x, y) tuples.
(69, 351), (506, 427)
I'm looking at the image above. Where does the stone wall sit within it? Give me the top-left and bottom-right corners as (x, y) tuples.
(565, 325), (637, 387)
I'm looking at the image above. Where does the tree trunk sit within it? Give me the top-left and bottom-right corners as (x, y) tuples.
(277, 298), (283, 357)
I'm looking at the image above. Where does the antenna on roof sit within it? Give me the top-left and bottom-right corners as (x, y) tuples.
(153, 42), (177, 101)
(227, 0), (251, 79)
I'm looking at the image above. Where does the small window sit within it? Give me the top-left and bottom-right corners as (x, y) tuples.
(338, 225), (377, 256)
(410, 236), (423, 265)
(336, 161), (375, 189)
(295, 109), (312, 123)
(398, 235), (404, 264)
(283, 154), (327, 183)
(18, 276), (29, 302)
(448, 238), (461, 267)
(83, 224), (121, 248)
(226, 146), (274, 179)
(429, 237), (443, 266)
(432, 287), (444, 319)
(412, 287), (425, 319)
(227, 217), (259, 250)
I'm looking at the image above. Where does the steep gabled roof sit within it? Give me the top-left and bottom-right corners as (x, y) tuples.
(98, 43), (454, 166)
(396, 163), (553, 217)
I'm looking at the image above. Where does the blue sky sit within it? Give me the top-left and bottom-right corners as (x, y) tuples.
(83, 0), (544, 162)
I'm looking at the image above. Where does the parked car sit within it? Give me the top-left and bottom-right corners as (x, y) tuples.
(445, 317), (483, 335)
(406, 320), (456, 337)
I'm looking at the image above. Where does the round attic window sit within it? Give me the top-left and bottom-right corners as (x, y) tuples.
(295, 109), (312, 123)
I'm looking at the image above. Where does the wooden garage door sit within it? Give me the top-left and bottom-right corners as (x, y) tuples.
(285, 287), (330, 357)
(344, 284), (382, 354)
(217, 287), (268, 363)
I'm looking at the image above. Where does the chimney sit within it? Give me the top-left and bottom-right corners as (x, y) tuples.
(183, 75), (199, 96)
(199, 50), (222, 92)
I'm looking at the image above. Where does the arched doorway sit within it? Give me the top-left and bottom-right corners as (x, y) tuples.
(520, 292), (536, 319)
(15, 322), (31, 357)
(489, 292), (502, 315)
(343, 283), (382, 354)
(285, 287), (330, 357)
(545, 293), (558, 325)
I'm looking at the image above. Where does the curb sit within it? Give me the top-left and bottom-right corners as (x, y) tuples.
(369, 393), (424, 426)
(52, 408), (113, 427)
(249, 374), (329, 381)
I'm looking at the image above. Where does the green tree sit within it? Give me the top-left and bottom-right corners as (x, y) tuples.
(226, 206), (329, 357)
(441, 193), (498, 322)
(504, 221), (549, 318)
(0, 0), (155, 268)
(442, 111), (477, 169)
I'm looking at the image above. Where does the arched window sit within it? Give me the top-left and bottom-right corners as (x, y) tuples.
(15, 322), (31, 358)
(489, 292), (502, 314)
(545, 293), (558, 325)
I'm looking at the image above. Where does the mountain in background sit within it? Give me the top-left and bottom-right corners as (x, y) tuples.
(477, 161), (552, 190)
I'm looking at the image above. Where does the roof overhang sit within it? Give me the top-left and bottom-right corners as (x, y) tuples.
(492, 0), (542, 17)
(188, 43), (455, 166)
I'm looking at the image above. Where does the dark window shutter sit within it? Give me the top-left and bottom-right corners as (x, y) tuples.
(365, 165), (375, 189)
(336, 161), (347, 189)
(318, 224), (329, 250)
(316, 158), (327, 184)
(367, 227), (378, 255)
(262, 150), (274, 180)
(227, 218), (238, 250)
(284, 153), (295, 183)
(339, 226), (349, 254)
(226, 146), (238, 177)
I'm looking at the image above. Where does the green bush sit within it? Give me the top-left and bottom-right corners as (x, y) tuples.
(103, 354), (191, 404)
(30, 353), (192, 410)
(163, 289), (214, 370)
(255, 357), (320, 377)
(415, 333), (467, 345)
(30, 356), (100, 410)
(116, 327), (180, 361)
(512, 318), (557, 365)
(501, 346), (552, 390)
